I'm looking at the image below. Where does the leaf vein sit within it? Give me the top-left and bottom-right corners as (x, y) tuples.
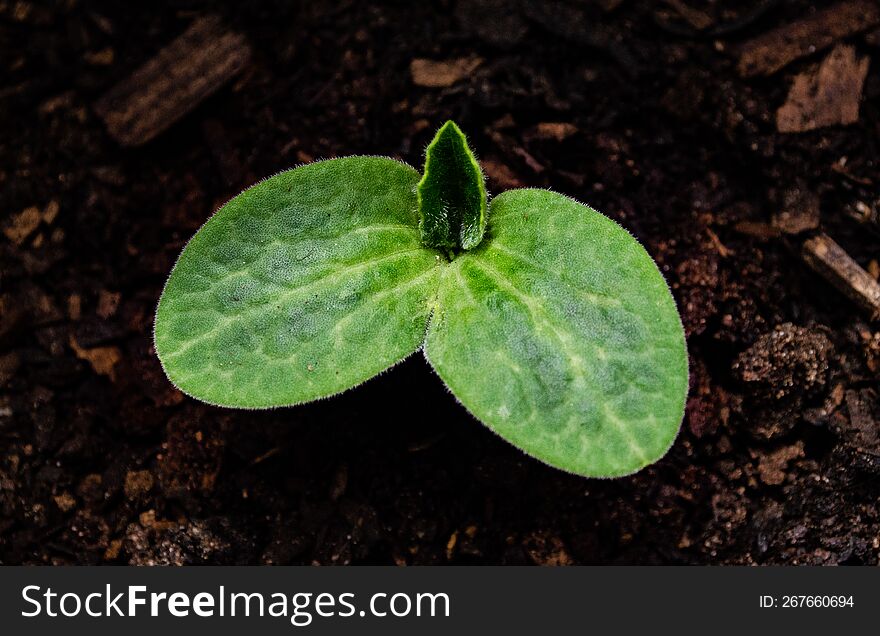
(163, 247), (431, 359)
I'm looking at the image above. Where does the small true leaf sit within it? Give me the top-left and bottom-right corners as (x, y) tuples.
(154, 157), (441, 408)
(417, 120), (487, 251)
(424, 189), (687, 477)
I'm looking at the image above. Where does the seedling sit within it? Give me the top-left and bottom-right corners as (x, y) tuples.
(155, 121), (687, 477)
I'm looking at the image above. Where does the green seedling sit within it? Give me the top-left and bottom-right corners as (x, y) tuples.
(155, 121), (687, 477)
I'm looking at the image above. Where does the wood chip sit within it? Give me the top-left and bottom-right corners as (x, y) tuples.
(525, 122), (578, 142)
(2, 206), (41, 244)
(69, 336), (122, 381)
(67, 294), (82, 321)
(410, 56), (483, 88)
(446, 531), (458, 559)
(776, 45), (869, 133)
(732, 221), (781, 240)
(737, 0), (880, 77)
(42, 199), (60, 224)
(802, 233), (880, 316)
(94, 15), (251, 146)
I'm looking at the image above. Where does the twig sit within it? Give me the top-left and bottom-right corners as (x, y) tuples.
(802, 233), (880, 317)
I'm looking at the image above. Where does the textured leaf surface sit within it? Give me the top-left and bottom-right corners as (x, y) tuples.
(417, 121), (487, 250)
(424, 189), (687, 477)
(155, 157), (441, 408)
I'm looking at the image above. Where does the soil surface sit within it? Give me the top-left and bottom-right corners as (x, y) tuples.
(2, 0), (880, 565)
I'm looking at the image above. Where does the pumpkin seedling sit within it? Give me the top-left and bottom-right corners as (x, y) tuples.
(154, 121), (687, 477)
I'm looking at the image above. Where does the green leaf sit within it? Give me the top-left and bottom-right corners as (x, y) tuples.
(417, 121), (488, 251)
(154, 157), (442, 408)
(424, 189), (687, 477)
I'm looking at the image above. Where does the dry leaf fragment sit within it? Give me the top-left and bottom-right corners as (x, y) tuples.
(776, 45), (869, 133)
(410, 56), (483, 88)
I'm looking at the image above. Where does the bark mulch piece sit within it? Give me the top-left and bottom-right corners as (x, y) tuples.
(94, 15), (251, 147)
(410, 57), (484, 88)
(776, 45), (870, 133)
(737, 0), (880, 77)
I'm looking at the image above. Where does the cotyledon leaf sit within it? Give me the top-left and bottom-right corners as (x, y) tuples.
(423, 189), (688, 477)
(417, 120), (487, 251)
(155, 157), (443, 408)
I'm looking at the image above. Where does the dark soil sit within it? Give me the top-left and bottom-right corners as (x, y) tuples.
(2, 0), (879, 565)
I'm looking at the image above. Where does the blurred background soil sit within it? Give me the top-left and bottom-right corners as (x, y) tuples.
(2, 0), (880, 565)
